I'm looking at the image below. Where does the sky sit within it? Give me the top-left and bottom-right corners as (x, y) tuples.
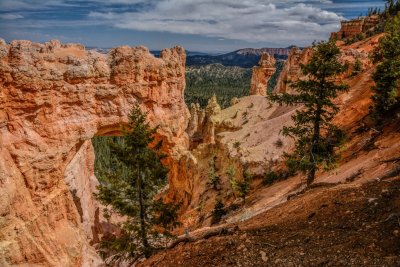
(0, 0), (386, 53)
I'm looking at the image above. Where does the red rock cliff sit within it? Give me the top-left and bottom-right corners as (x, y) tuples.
(0, 39), (189, 266)
(274, 47), (312, 94)
(249, 53), (276, 96)
(330, 15), (380, 40)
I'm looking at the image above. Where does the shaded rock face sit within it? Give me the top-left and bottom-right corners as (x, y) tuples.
(330, 15), (380, 40)
(249, 53), (276, 96)
(0, 39), (189, 266)
(187, 95), (222, 148)
(275, 43), (373, 94)
(274, 47), (312, 94)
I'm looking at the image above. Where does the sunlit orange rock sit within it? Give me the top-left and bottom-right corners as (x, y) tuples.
(0, 39), (189, 266)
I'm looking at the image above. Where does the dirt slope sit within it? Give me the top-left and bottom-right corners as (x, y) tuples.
(140, 33), (400, 267)
(142, 177), (400, 267)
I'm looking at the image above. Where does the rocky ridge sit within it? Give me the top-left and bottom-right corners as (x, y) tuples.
(330, 15), (380, 40)
(0, 39), (189, 266)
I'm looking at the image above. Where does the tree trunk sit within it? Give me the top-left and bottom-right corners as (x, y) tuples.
(138, 170), (150, 258)
(308, 85), (323, 186)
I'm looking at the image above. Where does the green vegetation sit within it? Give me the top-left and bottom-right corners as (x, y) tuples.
(263, 170), (279, 185)
(95, 104), (179, 265)
(385, 0), (400, 17)
(268, 41), (348, 186)
(371, 13), (400, 121)
(352, 58), (362, 76)
(211, 199), (226, 225)
(267, 61), (285, 92)
(230, 170), (252, 205)
(185, 64), (251, 108)
(92, 136), (124, 182)
(233, 141), (241, 149)
(344, 33), (367, 45)
(208, 156), (220, 189)
(185, 62), (284, 109)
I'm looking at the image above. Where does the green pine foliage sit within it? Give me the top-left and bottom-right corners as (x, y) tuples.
(211, 199), (226, 225)
(352, 58), (362, 76)
(185, 64), (251, 108)
(95, 104), (180, 265)
(371, 13), (400, 120)
(230, 170), (252, 205)
(267, 61), (285, 92)
(92, 136), (125, 182)
(185, 62), (284, 109)
(268, 41), (348, 186)
(385, 0), (400, 17)
(263, 170), (279, 185)
(208, 156), (220, 190)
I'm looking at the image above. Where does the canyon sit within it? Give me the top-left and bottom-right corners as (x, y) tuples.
(141, 32), (400, 267)
(1, 26), (400, 267)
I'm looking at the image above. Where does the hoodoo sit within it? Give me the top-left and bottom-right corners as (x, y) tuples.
(249, 53), (276, 96)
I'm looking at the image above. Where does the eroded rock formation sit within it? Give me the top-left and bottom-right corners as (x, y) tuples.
(330, 15), (380, 40)
(187, 95), (222, 147)
(275, 42), (374, 95)
(0, 39), (189, 266)
(249, 53), (276, 96)
(274, 47), (312, 94)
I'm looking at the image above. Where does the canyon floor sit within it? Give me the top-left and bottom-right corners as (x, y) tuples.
(142, 176), (400, 267)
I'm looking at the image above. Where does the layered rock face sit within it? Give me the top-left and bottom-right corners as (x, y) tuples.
(249, 53), (276, 96)
(275, 42), (374, 94)
(187, 95), (223, 148)
(274, 47), (312, 93)
(0, 39), (189, 266)
(330, 15), (380, 40)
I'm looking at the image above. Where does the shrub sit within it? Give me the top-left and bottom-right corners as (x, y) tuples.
(233, 141), (241, 148)
(352, 58), (362, 76)
(263, 170), (279, 185)
(274, 139), (283, 148)
(211, 199), (226, 224)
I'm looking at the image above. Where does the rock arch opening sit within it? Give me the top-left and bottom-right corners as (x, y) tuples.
(0, 39), (189, 266)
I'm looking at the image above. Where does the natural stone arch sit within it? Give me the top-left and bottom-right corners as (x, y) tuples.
(0, 39), (189, 266)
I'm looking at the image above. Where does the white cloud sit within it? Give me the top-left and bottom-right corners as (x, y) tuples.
(0, 14), (23, 20)
(88, 0), (345, 46)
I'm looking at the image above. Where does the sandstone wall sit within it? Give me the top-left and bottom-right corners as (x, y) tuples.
(0, 39), (189, 266)
(274, 47), (312, 94)
(330, 15), (380, 40)
(249, 53), (276, 96)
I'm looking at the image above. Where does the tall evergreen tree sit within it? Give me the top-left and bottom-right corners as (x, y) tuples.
(268, 41), (348, 185)
(371, 13), (400, 120)
(95, 104), (180, 265)
(385, 0), (400, 16)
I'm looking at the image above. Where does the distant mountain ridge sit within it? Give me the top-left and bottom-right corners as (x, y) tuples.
(235, 47), (294, 56)
(88, 46), (294, 68)
(186, 47), (294, 68)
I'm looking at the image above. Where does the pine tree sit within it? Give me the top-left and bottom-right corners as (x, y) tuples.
(352, 58), (362, 76)
(231, 169), (252, 205)
(208, 155), (221, 189)
(268, 41), (348, 185)
(95, 104), (180, 265)
(211, 199), (226, 225)
(371, 13), (400, 120)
